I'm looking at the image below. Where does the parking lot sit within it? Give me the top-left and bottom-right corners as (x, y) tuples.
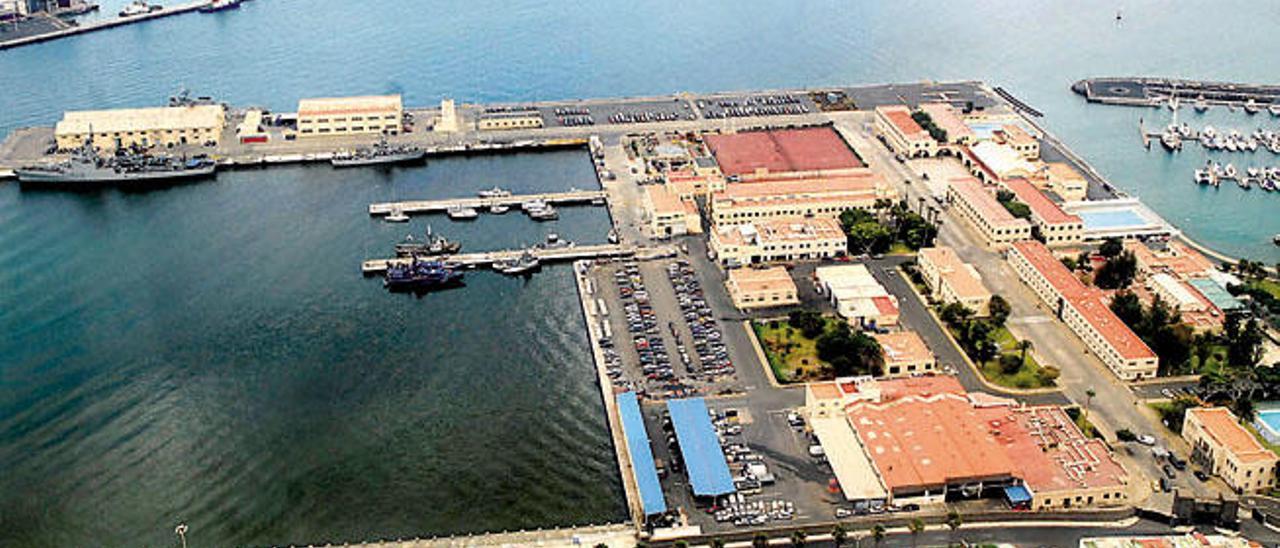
(697, 93), (817, 119)
(538, 99), (696, 128)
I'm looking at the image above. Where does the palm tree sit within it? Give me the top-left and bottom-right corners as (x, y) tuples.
(945, 509), (963, 546)
(871, 524), (887, 547)
(832, 525), (848, 547)
(908, 518), (926, 548)
(1084, 388), (1097, 422)
(790, 530), (807, 547)
(1017, 339), (1033, 366)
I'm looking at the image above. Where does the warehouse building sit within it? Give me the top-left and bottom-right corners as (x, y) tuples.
(296, 94), (402, 137)
(874, 105), (937, 158)
(725, 266), (799, 310)
(1006, 240), (1158, 380)
(54, 104), (226, 152)
(1183, 407), (1278, 494)
(708, 172), (893, 226)
(873, 331), (935, 378)
(709, 216), (845, 267)
(643, 184), (702, 238)
(917, 246), (992, 316)
(946, 177), (1032, 249)
(705, 126), (865, 180)
(814, 264), (899, 328)
(477, 109), (544, 131)
(961, 141), (1035, 183)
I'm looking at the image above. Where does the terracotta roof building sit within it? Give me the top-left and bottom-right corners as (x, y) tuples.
(708, 172), (894, 227)
(873, 331), (936, 378)
(1001, 178), (1084, 247)
(725, 266), (799, 310)
(1184, 407), (1278, 494)
(946, 177), (1032, 249)
(704, 126), (864, 180)
(874, 105), (938, 158)
(917, 246), (993, 316)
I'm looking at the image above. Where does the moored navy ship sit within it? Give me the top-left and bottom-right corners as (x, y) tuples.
(331, 138), (426, 167)
(15, 141), (217, 186)
(383, 258), (464, 292)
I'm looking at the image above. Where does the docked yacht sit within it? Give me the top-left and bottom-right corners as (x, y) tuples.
(527, 204), (559, 221)
(477, 187), (512, 199)
(489, 203), (510, 214)
(1194, 96), (1209, 112)
(494, 252), (541, 276)
(118, 0), (159, 17)
(1245, 99), (1261, 115)
(447, 205), (479, 220)
(395, 226), (461, 257)
(385, 208), (410, 223)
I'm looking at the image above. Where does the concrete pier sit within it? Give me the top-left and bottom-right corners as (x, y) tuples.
(0, 1), (213, 50)
(360, 244), (636, 274)
(368, 190), (608, 216)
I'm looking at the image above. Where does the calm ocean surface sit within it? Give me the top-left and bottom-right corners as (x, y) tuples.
(2, 0), (1279, 545)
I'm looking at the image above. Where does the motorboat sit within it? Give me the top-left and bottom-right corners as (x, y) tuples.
(1270, 104), (1280, 117)
(199, 0), (242, 13)
(1245, 99), (1261, 114)
(477, 187), (512, 199)
(1274, 235), (1280, 247)
(607, 228), (620, 244)
(537, 233), (574, 250)
(494, 251), (541, 276)
(1193, 168), (1214, 185)
(527, 204), (559, 221)
(1223, 163), (1238, 179)
(1194, 96), (1209, 112)
(521, 199), (548, 211)
(119, 0), (159, 17)
(447, 205), (479, 220)
(385, 208), (410, 223)
(489, 203), (510, 214)
(1160, 130), (1181, 152)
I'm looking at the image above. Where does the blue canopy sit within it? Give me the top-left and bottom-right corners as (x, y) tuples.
(1004, 485), (1032, 505)
(667, 397), (736, 497)
(616, 392), (667, 516)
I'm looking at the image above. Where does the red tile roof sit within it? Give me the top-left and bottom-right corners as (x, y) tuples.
(1004, 178), (1082, 226)
(949, 177), (1027, 228)
(705, 127), (863, 177)
(878, 106), (929, 140)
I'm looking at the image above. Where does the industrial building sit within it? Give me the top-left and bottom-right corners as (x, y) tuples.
(617, 392), (667, 520)
(1000, 178), (1084, 248)
(873, 331), (935, 378)
(643, 184), (702, 238)
(1183, 407), (1278, 494)
(945, 177), (1032, 249)
(874, 105), (937, 158)
(477, 109), (544, 131)
(666, 398), (736, 498)
(708, 172), (893, 226)
(916, 246), (992, 316)
(296, 95), (402, 137)
(961, 141), (1035, 183)
(704, 126), (865, 180)
(54, 104), (226, 152)
(814, 264), (899, 328)
(1006, 241), (1158, 380)
(708, 216), (846, 267)
(805, 376), (1129, 509)
(725, 266), (799, 310)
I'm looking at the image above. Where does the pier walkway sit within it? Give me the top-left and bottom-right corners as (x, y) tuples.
(361, 244), (636, 274)
(0, 1), (211, 50)
(368, 190), (607, 217)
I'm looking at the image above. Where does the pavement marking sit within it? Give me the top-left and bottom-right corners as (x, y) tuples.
(1009, 315), (1053, 324)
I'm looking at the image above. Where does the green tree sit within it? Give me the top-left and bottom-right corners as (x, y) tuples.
(1228, 317), (1264, 368)
(832, 525), (848, 547)
(1076, 250), (1093, 272)
(1017, 339), (1034, 366)
(940, 302), (974, 328)
(753, 533), (770, 548)
(788, 309), (826, 339)
(1084, 388), (1097, 422)
(1037, 365), (1061, 384)
(999, 353), (1024, 375)
(945, 509), (964, 545)
(1099, 237), (1124, 258)
(817, 323), (885, 377)
(871, 524), (887, 547)
(908, 518), (926, 548)
(1110, 291), (1144, 328)
(987, 295), (1011, 327)
(1094, 251), (1137, 289)
(1234, 398), (1257, 422)
(790, 530), (807, 547)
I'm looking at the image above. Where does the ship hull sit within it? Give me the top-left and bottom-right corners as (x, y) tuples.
(15, 165), (217, 186)
(330, 152), (426, 168)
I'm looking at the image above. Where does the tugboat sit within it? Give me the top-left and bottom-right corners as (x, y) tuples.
(395, 226), (461, 257)
(494, 251), (541, 276)
(383, 259), (464, 292)
(446, 205), (479, 220)
(16, 139), (217, 187)
(331, 138), (426, 168)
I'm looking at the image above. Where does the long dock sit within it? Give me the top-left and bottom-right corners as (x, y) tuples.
(1073, 77), (1280, 109)
(368, 190), (607, 216)
(0, 1), (212, 50)
(361, 243), (635, 274)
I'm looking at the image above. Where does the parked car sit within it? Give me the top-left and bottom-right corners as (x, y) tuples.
(1136, 434), (1157, 446)
(1194, 470), (1210, 482)
(1163, 464), (1177, 479)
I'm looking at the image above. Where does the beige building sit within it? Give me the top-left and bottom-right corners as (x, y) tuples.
(874, 105), (938, 158)
(477, 110), (544, 131)
(1001, 178), (1084, 248)
(55, 105), (226, 152)
(643, 184), (702, 238)
(962, 141), (1035, 183)
(709, 216), (845, 267)
(1007, 241), (1158, 380)
(297, 95), (402, 138)
(874, 331), (935, 378)
(946, 177), (1032, 249)
(725, 266), (799, 310)
(708, 172), (894, 226)
(994, 124), (1040, 159)
(1034, 162), (1089, 203)
(815, 264), (900, 328)
(1183, 407), (1278, 494)
(917, 246), (992, 316)
(918, 102), (976, 146)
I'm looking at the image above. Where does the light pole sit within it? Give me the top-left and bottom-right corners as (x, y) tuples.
(175, 523), (188, 548)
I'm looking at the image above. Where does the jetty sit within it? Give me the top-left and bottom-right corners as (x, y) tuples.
(368, 190), (607, 216)
(1073, 77), (1280, 110)
(361, 243), (635, 274)
(0, 1), (213, 50)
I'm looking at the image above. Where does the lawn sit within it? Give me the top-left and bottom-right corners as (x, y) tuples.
(888, 242), (914, 256)
(972, 326), (1055, 390)
(1251, 278), (1280, 300)
(752, 318), (841, 383)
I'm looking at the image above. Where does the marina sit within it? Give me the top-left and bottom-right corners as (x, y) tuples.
(1074, 77), (1280, 111)
(360, 243), (637, 274)
(0, 0), (214, 50)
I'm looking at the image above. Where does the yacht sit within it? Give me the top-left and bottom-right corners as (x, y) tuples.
(494, 251), (541, 276)
(537, 233), (574, 250)
(477, 187), (512, 199)
(385, 208), (410, 223)
(1223, 163), (1238, 179)
(1245, 99), (1261, 115)
(118, 0), (158, 17)
(489, 203), (510, 214)
(1194, 96), (1209, 112)
(1270, 103), (1280, 117)
(527, 204), (559, 221)
(1193, 168), (1214, 186)
(447, 205), (479, 220)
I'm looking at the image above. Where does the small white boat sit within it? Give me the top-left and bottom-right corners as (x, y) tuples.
(1245, 99), (1261, 114)
(1194, 168), (1214, 185)
(1194, 96), (1209, 112)
(1270, 104), (1280, 117)
(1223, 163), (1238, 179)
(385, 208), (410, 223)
(447, 205), (479, 220)
(477, 187), (512, 199)
(527, 204), (559, 221)
(489, 203), (510, 214)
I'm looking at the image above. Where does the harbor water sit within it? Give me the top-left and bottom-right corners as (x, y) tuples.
(2, 0), (1280, 545)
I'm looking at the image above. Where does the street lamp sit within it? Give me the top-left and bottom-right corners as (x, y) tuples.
(175, 523), (188, 548)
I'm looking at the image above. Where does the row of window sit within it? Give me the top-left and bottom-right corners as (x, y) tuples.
(304, 114), (398, 123)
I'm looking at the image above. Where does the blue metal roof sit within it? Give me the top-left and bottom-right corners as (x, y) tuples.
(1004, 485), (1032, 504)
(666, 397), (736, 497)
(616, 392), (667, 516)
(1189, 278), (1245, 312)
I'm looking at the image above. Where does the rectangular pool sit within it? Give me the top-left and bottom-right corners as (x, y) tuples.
(1078, 208), (1149, 230)
(1255, 408), (1280, 444)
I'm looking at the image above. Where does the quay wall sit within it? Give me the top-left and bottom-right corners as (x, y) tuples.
(0, 1), (211, 51)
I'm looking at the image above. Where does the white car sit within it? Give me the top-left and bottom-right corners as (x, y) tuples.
(1137, 434), (1157, 446)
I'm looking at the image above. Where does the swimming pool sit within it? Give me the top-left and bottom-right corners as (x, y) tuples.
(1255, 408), (1280, 444)
(1078, 208), (1150, 230)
